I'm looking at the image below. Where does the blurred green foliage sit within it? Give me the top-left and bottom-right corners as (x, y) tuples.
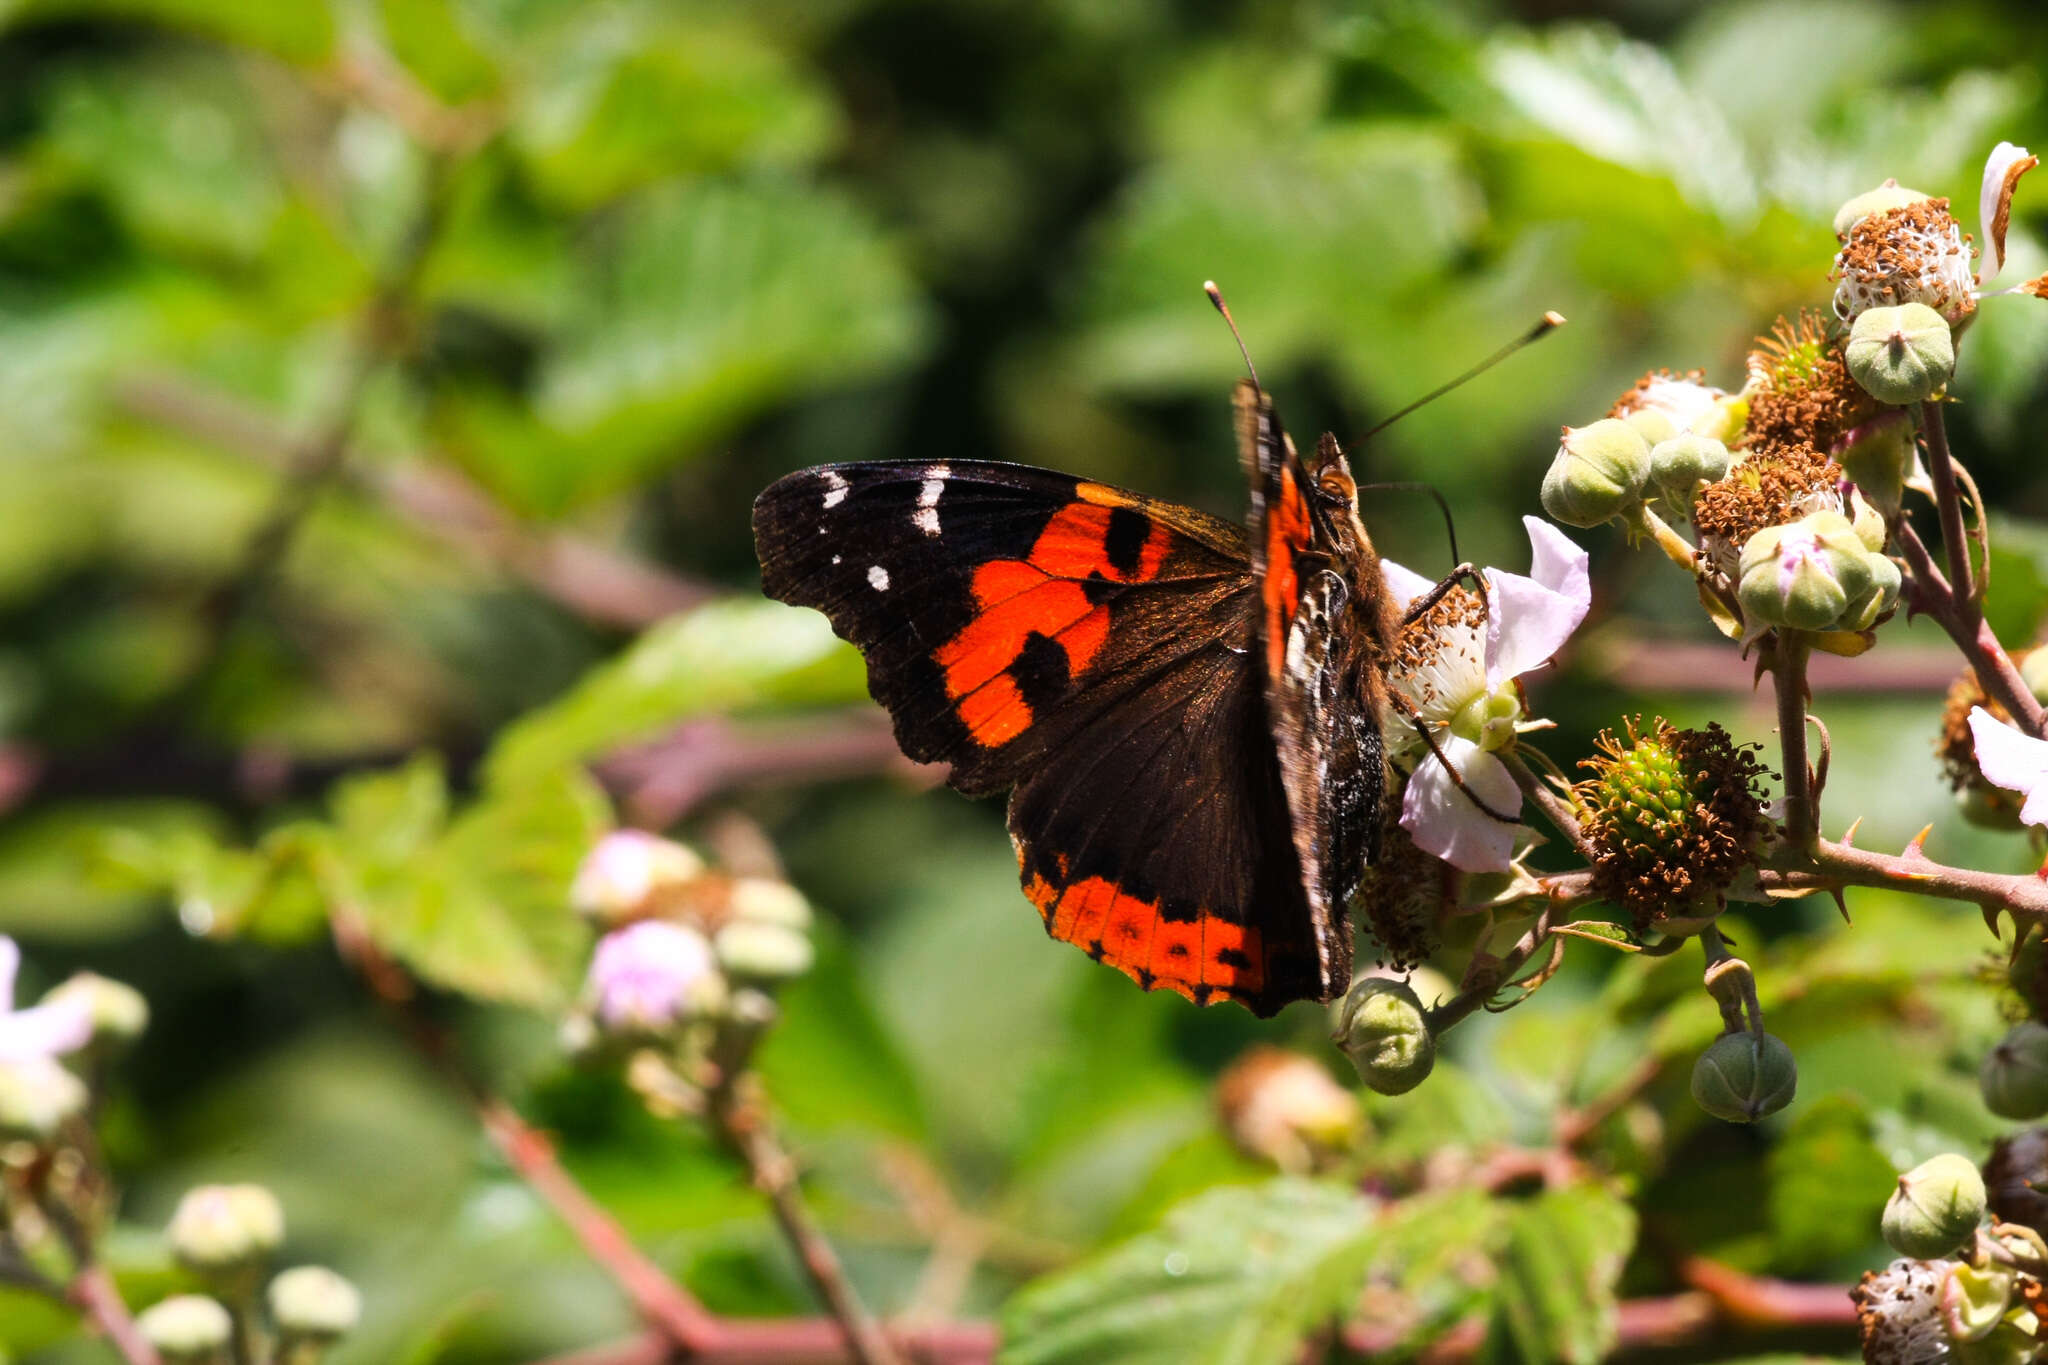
(1, 0), (2047, 1361)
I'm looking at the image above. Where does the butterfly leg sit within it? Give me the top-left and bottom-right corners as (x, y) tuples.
(1398, 563), (1486, 627)
(1388, 694), (1522, 825)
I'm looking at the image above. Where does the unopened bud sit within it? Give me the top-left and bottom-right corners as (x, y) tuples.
(570, 831), (705, 926)
(1737, 512), (1878, 633)
(1846, 303), (1955, 406)
(727, 878), (814, 931)
(1215, 1046), (1360, 1173)
(167, 1183), (284, 1275)
(1333, 977), (1435, 1095)
(269, 1265), (362, 1342)
(1833, 181), (1935, 238)
(586, 921), (726, 1037)
(1883, 1153), (1988, 1258)
(1839, 549), (1902, 632)
(713, 919), (814, 982)
(1621, 406), (1679, 446)
(1981, 1021), (2048, 1119)
(1540, 419), (1652, 528)
(0, 1056), (87, 1139)
(43, 972), (148, 1047)
(137, 1294), (232, 1361)
(1648, 432), (1730, 508)
(1691, 1030), (1797, 1122)
(1837, 410), (1916, 515)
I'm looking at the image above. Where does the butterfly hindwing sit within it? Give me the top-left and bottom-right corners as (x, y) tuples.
(753, 459), (1336, 1015)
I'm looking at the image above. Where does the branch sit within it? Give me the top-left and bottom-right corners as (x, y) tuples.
(1920, 400), (1976, 608)
(528, 1320), (997, 1365)
(1764, 836), (2048, 920)
(68, 1263), (161, 1365)
(1896, 504), (2046, 739)
(114, 372), (714, 630)
(1771, 634), (1816, 852)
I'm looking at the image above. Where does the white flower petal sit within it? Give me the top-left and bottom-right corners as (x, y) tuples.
(0, 994), (93, 1063)
(1979, 141), (2038, 286)
(1381, 558), (1436, 614)
(1484, 521), (1591, 686)
(0, 937), (15, 1014)
(1400, 738), (1522, 873)
(1970, 707), (2048, 826)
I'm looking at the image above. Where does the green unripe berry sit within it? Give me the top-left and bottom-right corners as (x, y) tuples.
(1845, 303), (1955, 406)
(1882, 1153), (1988, 1258)
(1981, 1021), (2048, 1120)
(1333, 977), (1435, 1095)
(1691, 1030), (1797, 1122)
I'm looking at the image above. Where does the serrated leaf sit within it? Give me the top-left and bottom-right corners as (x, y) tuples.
(485, 599), (866, 786)
(999, 1179), (1379, 1365)
(1480, 1183), (1637, 1365)
(1552, 919), (1643, 951)
(13, 0), (336, 63)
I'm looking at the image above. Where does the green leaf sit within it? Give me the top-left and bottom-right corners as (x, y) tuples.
(1480, 1182), (1637, 1365)
(999, 1179), (1379, 1365)
(379, 0), (501, 104)
(1551, 919), (1643, 951)
(1767, 1094), (1896, 1274)
(755, 921), (929, 1141)
(432, 180), (929, 516)
(334, 764), (608, 1007)
(485, 599), (866, 786)
(509, 21), (837, 211)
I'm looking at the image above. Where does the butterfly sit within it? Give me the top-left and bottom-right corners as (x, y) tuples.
(752, 381), (1423, 1017)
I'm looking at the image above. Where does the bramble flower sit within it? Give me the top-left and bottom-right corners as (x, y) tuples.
(1609, 368), (1742, 444)
(1978, 141), (2039, 290)
(570, 830), (705, 926)
(586, 920), (725, 1036)
(1854, 1258), (1963, 1365)
(1966, 707), (2048, 828)
(0, 936), (94, 1139)
(1382, 517), (1591, 873)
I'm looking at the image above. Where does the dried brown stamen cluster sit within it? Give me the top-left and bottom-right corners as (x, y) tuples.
(1833, 197), (1977, 322)
(1356, 811), (1453, 970)
(1690, 439), (1844, 576)
(1742, 313), (1877, 454)
(1572, 717), (1771, 929)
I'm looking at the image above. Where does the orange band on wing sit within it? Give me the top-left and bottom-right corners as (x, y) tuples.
(933, 499), (1172, 747)
(1262, 468), (1309, 680)
(1023, 867), (1266, 1004)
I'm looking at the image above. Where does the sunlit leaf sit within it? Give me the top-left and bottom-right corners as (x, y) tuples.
(1767, 1094), (1895, 1274)
(1479, 1182), (1636, 1365)
(485, 599), (866, 786)
(999, 1179), (1379, 1365)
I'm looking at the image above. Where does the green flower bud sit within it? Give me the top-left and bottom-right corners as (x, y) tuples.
(1840, 549), (1902, 632)
(713, 920), (814, 982)
(167, 1183), (284, 1275)
(1540, 419), (1652, 528)
(1981, 1021), (2048, 1120)
(1621, 406), (1679, 446)
(0, 1056), (87, 1140)
(1649, 432), (1731, 507)
(269, 1265), (362, 1342)
(1883, 1153), (1988, 1258)
(137, 1294), (232, 1361)
(1333, 977), (1435, 1095)
(1833, 181), (1935, 238)
(1738, 511), (1879, 633)
(727, 878), (814, 931)
(1691, 1030), (1797, 1122)
(1837, 411), (1916, 516)
(2020, 651), (2048, 707)
(43, 971), (148, 1048)
(1846, 303), (1956, 406)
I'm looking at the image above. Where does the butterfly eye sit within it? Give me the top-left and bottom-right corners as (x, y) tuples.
(1315, 467), (1357, 509)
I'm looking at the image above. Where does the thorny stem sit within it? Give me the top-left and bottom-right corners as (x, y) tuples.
(1921, 399), (1977, 607)
(1424, 903), (1557, 1034)
(1897, 484), (2047, 738)
(703, 1012), (906, 1365)
(1772, 633), (1817, 852)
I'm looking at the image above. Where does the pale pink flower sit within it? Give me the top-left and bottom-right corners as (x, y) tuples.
(1968, 707), (2048, 826)
(586, 921), (721, 1034)
(0, 937), (92, 1064)
(1382, 517), (1592, 873)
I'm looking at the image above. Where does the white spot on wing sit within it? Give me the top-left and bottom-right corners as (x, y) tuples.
(820, 470), (849, 509)
(868, 565), (890, 591)
(831, 555), (842, 565)
(914, 463), (948, 537)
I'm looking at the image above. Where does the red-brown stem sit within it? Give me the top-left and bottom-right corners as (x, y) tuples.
(1773, 635), (1816, 851)
(1920, 400), (1976, 607)
(1675, 1255), (1857, 1328)
(531, 1320), (998, 1365)
(478, 1101), (723, 1349)
(1898, 507), (2046, 738)
(69, 1263), (161, 1365)
(1774, 836), (2048, 918)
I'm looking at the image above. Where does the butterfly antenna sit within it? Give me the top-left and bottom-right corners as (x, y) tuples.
(1357, 310), (1566, 442)
(1203, 280), (1262, 392)
(1353, 480), (1462, 568)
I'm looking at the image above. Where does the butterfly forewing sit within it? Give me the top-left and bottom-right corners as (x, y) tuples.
(753, 459), (1338, 1014)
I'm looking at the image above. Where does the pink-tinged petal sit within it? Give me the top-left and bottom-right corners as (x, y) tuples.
(1522, 516), (1591, 602)
(1400, 739), (1522, 873)
(0, 994), (93, 1063)
(1979, 142), (2038, 286)
(1380, 558), (1436, 614)
(1969, 707), (2048, 826)
(0, 937), (16, 1014)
